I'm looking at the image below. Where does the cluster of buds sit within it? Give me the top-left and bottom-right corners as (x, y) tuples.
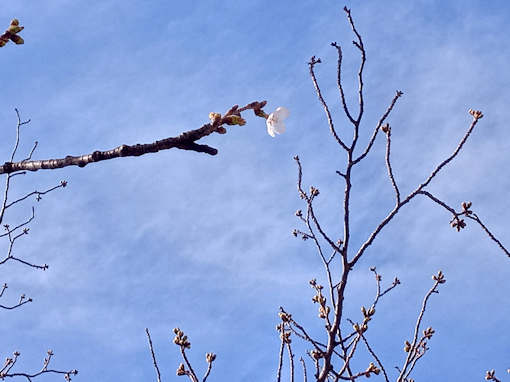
(352, 322), (368, 334)
(404, 338), (429, 356)
(292, 229), (311, 241)
(364, 362), (381, 377)
(423, 327), (435, 340)
(173, 328), (191, 349)
(205, 352), (216, 363)
(64, 370), (78, 382)
(450, 216), (466, 231)
(0, 19), (24, 48)
(223, 115), (246, 126)
(432, 270), (446, 284)
(176, 363), (187, 376)
(381, 123), (391, 134)
(208, 112), (245, 134)
(246, 100), (268, 119)
(276, 322), (292, 344)
(310, 279), (330, 320)
(278, 311), (292, 323)
(450, 202), (473, 231)
(280, 330), (292, 344)
(469, 109), (484, 120)
(310, 349), (324, 360)
(461, 201), (473, 214)
(485, 369), (496, 380)
(295, 209), (303, 218)
(208, 101), (276, 136)
(276, 313), (292, 344)
(352, 305), (375, 335)
(361, 306), (376, 323)
(309, 186), (320, 197)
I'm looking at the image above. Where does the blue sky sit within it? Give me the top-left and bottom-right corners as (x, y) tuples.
(1, 1), (509, 381)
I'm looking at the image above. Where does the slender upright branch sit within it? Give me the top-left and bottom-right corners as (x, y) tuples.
(383, 125), (400, 204)
(397, 271), (445, 382)
(343, 6), (366, 150)
(330, 42), (355, 125)
(145, 328), (162, 382)
(308, 57), (349, 152)
(353, 90), (403, 165)
(276, 323), (286, 382)
(299, 358), (307, 382)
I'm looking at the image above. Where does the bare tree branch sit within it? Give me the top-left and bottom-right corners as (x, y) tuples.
(353, 91), (403, 165)
(308, 57), (349, 152)
(145, 328), (162, 382)
(382, 124), (400, 204)
(397, 271), (445, 382)
(0, 101), (268, 175)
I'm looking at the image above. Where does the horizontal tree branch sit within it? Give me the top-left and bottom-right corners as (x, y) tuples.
(0, 101), (267, 175)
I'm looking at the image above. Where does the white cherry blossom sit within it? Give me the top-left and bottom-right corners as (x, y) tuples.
(266, 106), (289, 137)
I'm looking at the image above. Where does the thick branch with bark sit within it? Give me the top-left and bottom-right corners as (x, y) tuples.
(0, 101), (268, 174)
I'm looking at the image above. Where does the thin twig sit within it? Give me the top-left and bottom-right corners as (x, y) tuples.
(467, 213), (510, 258)
(397, 274), (443, 382)
(353, 91), (403, 165)
(360, 334), (389, 382)
(383, 127), (400, 204)
(308, 57), (349, 152)
(287, 342), (295, 382)
(276, 324), (285, 382)
(145, 328), (162, 382)
(299, 358), (307, 382)
(331, 42), (355, 125)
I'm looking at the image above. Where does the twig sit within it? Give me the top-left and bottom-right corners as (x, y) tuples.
(308, 57), (349, 152)
(330, 42), (355, 125)
(383, 126), (400, 204)
(397, 271), (444, 382)
(276, 324), (285, 382)
(360, 334), (389, 382)
(353, 91), (403, 165)
(145, 328), (162, 382)
(299, 358), (307, 382)
(467, 213), (510, 258)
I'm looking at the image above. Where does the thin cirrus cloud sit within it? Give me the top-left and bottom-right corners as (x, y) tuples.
(0, 1), (508, 381)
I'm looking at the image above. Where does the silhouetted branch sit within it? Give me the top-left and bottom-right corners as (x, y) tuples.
(353, 91), (403, 165)
(382, 124), (400, 204)
(330, 42), (355, 125)
(308, 57), (349, 152)
(300, 357), (307, 382)
(0, 350), (77, 381)
(397, 271), (445, 382)
(145, 328), (162, 382)
(0, 101), (268, 174)
(418, 191), (510, 257)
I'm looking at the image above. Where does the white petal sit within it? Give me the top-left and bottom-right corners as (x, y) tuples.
(267, 124), (276, 137)
(273, 121), (285, 135)
(274, 106), (290, 120)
